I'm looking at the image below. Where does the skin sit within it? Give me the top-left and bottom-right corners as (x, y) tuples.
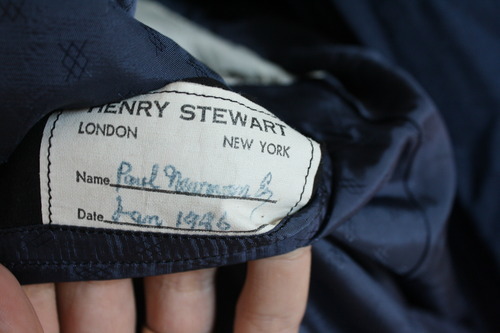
(0, 246), (311, 333)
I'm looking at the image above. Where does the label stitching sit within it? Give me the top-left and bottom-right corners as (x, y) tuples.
(42, 84), (319, 235)
(285, 138), (315, 217)
(44, 119), (316, 233)
(96, 219), (269, 234)
(46, 111), (63, 225)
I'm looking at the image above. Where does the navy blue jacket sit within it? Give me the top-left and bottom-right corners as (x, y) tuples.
(1, 1), (498, 332)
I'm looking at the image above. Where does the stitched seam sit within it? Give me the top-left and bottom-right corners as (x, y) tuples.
(1, 218), (290, 240)
(146, 89), (278, 119)
(46, 112), (62, 224)
(1, 164), (328, 240)
(285, 138), (315, 217)
(4, 221), (315, 267)
(2, 179), (329, 267)
(3, 238), (302, 266)
(4, 251), (258, 265)
(2, 225), (314, 267)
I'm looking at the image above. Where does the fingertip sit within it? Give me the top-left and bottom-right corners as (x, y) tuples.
(235, 246), (312, 333)
(57, 278), (136, 333)
(0, 264), (44, 333)
(23, 283), (59, 333)
(144, 268), (217, 333)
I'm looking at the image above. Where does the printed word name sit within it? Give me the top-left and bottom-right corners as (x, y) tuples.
(76, 170), (110, 185)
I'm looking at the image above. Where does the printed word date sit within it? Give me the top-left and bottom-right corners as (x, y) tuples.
(77, 208), (103, 221)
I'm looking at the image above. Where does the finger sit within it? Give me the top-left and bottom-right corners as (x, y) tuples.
(23, 283), (59, 333)
(56, 278), (135, 333)
(143, 268), (217, 333)
(0, 264), (43, 333)
(234, 246), (311, 333)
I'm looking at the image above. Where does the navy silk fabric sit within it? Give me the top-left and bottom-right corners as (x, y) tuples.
(1, 0), (499, 332)
(164, 1), (500, 331)
(0, 0), (223, 163)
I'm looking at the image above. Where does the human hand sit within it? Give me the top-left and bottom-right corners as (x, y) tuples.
(0, 245), (311, 333)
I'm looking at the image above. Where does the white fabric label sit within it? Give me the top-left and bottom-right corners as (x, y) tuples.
(39, 81), (321, 235)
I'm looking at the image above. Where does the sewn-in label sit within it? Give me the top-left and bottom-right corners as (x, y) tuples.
(39, 81), (321, 235)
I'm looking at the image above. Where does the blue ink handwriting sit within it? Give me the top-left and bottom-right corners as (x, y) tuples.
(112, 195), (163, 226)
(177, 210), (231, 231)
(111, 161), (275, 203)
(116, 161), (159, 189)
